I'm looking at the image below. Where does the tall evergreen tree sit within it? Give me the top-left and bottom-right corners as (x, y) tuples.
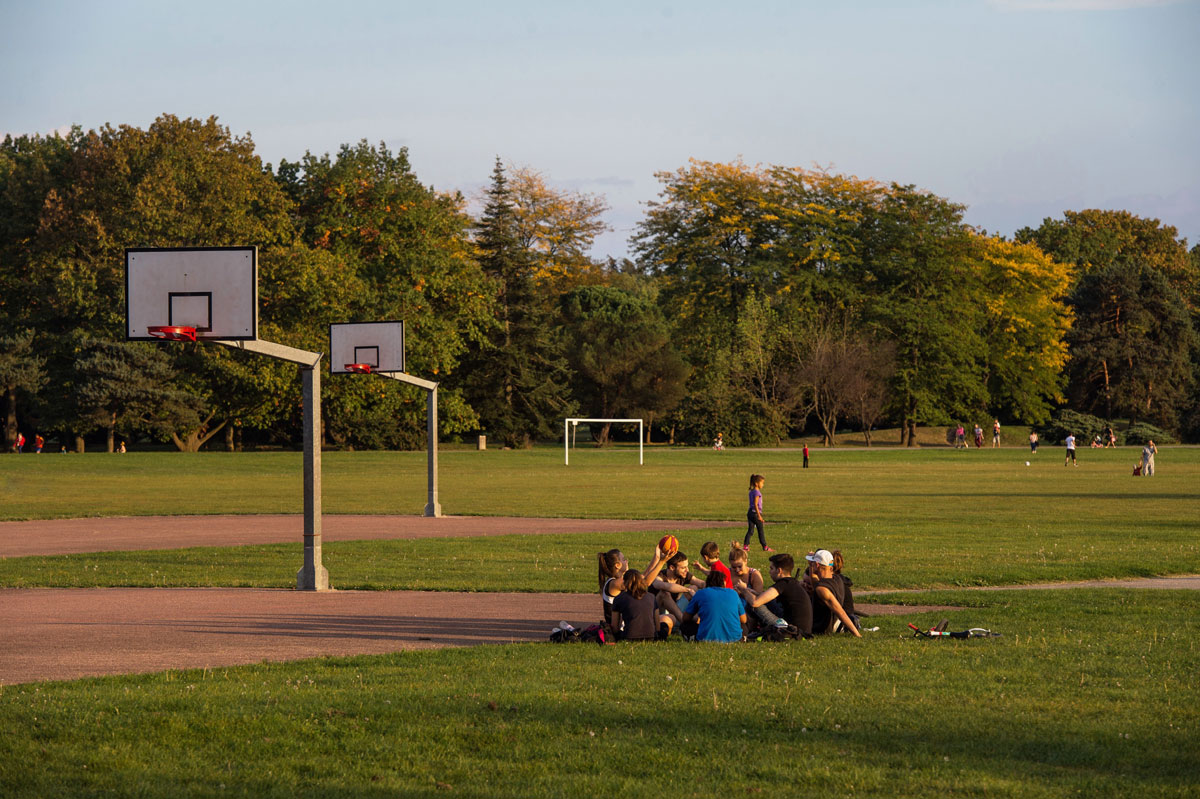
(459, 159), (574, 447)
(74, 340), (201, 452)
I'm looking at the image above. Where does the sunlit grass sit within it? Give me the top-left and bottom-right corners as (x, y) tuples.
(1, 590), (1196, 798)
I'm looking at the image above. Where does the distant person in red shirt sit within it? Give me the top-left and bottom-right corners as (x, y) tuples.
(803, 444), (810, 468)
(693, 541), (732, 588)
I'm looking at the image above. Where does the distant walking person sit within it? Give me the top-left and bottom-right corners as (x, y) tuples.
(1142, 440), (1157, 476)
(802, 444), (809, 468)
(1064, 433), (1077, 467)
(973, 424), (984, 448)
(992, 419), (1001, 448)
(14, 432), (25, 453)
(34, 434), (44, 454)
(1029, 431), (1039, 453)
(954, 425), (965, 449)
(744, 474), (772, 552)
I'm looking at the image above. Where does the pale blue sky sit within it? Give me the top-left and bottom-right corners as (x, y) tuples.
(2, 0), (1197, 257)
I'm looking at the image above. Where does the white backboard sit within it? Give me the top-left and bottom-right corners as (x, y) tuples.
(125, 247), (257, 341)
(329, 321), (406, 374)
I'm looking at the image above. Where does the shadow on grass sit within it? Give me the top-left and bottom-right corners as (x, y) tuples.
(114, 613), (589, 648)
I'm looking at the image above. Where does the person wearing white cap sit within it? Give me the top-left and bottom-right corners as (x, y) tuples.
(805, 549), (861, 637)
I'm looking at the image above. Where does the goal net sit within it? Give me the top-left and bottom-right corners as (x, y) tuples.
(564, 418), (644, 466)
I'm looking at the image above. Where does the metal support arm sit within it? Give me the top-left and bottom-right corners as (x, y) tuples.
(376, 371), (441, 517)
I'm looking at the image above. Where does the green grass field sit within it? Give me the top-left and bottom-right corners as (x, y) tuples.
(2, 590), (1196, 798)
(2, 446), (1198, 797)
(1, 447), (1197, 590)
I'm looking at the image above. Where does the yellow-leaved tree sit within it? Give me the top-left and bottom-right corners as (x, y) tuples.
(970, 234), (1074, 424)
(508, 166), (610, 295)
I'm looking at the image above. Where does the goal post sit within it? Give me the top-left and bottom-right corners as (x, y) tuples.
(564, 418), (644, 466)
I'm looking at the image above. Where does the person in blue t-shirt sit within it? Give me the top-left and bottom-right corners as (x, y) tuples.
(683, 571), (746, 642)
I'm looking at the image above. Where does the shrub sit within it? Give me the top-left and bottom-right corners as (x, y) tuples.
(1123, 422), (1175, 446)
(1038, 409), (1108, 445)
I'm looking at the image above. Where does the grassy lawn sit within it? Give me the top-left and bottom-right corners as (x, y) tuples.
(2, 589), (1196, 798)
(1, 447), (1196, 590)
(1, 517), (1197, 592)
(3, 448), (1197, 797)
(2, 445), (1196, 524)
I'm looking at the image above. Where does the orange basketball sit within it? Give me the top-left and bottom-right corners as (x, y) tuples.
(658, 535), (679, 556)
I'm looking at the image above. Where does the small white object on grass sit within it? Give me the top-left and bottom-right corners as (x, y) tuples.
(1026, 461), (1030, 466)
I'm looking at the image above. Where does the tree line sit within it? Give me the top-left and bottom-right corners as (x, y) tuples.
(2, 115), (1197, 452)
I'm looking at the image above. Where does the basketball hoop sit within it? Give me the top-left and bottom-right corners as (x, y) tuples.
(345, 363), (372, 374)
(147, 325), (197, 342)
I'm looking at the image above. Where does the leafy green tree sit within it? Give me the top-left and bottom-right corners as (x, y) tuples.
(0, 132), (76, 447)
(276, 141), (494, 448)
(856, 185), (987, 445)
(1017, 210), (1197, 310)
(74, 341), (201, 452)
(727, 294), (809, 445)
(1067, 262), (1195, 429)
(559, 285), (689, 445)
(0, 330), (47, 449)
(458, 159), (574, 447)
(21, 116), (301, 449)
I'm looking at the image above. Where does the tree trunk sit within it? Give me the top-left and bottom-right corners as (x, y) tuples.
(107, 413), (115, 453)
(74, 435), (85, 453)
(1101, 359), (1112, 419)
(225, 424), (235, 452)
(817, 410), (837, 447)
(4, 384), (16, 450)
(598, 421), (612, 446)
(906, 418), (918, 447)
(668, 424), (675, 445)
(171, 413), (227, 453)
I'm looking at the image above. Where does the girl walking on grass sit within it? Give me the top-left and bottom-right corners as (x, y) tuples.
(744, 474), (773, 552)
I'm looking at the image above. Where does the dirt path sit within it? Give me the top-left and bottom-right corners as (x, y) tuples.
(4, 514), (1195, 686)
(858, 575), (1200, 595)
(0, 587), (939, 685)
(0, 515), (739, 557)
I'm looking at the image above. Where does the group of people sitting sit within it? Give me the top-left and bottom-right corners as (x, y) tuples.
(597, 540), (862, 643)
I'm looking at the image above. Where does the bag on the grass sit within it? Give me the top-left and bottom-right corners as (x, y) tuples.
(750, 623), (806, 642)
(550, 623), (611, 644)
(578, 624), (612, 644)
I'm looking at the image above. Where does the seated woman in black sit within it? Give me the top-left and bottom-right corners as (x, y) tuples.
(805, 549), (861, 637)
(611, 569), (669, 641)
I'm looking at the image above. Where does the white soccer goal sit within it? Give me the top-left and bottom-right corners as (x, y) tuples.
(564, 418), (644, 466)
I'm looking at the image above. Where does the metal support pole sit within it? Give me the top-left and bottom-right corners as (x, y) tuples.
(297, 362), (329, 590)
(423, 385), (442, 517)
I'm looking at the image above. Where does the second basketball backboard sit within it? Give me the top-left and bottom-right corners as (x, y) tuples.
(329, 321), (406, 374)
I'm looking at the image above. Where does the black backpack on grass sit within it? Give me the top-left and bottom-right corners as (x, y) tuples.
(549, 624), (611, 644)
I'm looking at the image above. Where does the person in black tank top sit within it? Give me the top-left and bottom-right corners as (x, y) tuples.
(805, 549), (861, 637)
